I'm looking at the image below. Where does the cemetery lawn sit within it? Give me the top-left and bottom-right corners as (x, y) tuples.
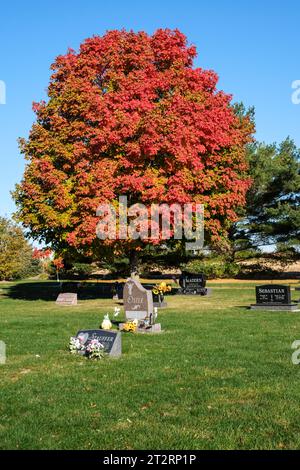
(1, 280), (300, 450)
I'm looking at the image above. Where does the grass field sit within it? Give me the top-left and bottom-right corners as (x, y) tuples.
(1, 280), (300, 450)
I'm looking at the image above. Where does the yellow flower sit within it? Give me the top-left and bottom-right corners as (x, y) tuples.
(122, 321), (137, 332)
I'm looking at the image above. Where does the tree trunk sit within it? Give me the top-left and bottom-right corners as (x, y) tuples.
(129, 250), (139, 279)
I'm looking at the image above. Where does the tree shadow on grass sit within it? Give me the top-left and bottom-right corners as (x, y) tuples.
(3, 282), (123, 302)
(3, 280), (179, 302)
(2, 282), (59, 301)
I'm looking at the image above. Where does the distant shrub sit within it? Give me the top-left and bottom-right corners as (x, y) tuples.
(182, 257), (240, 279)
(18, 257), (42, 279)
(235, 249), (261, 260)
(68, 263), (94, 278)
(46, 262), (94, 280)
(224, 261), (240, 278)
(238, 262), (278, 279)
(37, 272), (49, 280)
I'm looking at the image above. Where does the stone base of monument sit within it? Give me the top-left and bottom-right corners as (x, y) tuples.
(250, 303), (300, 311)
(137, 323), (162, 334)
(177, 287), (210, 296)
(119, 323), (162, 334)
(153, 301), (168, 308)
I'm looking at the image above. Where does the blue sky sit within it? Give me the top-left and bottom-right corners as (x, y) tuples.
(0, 0), (300, 217)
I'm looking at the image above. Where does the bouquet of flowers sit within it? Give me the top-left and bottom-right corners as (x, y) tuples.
(69, 336), (85, 354)
(121, 319), (138, 332)
(69, 336), (106, 360)
(152, 282), (172, 295)
(85, 339), (106, 360)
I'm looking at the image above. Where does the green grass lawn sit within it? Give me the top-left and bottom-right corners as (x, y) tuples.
(1, 280), (300, 450)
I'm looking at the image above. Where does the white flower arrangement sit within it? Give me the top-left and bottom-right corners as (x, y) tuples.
(114, 307), (121, 317)
(69, 336), (106, 360)
(85, 339), (106, 360)
(69, 336), (85, 354)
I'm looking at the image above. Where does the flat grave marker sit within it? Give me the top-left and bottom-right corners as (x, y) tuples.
(56, 292), (78, 306)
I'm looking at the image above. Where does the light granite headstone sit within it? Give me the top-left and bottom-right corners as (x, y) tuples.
(123, 278), (153, 321)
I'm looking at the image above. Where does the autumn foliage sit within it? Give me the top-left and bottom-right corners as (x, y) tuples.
(14, 29), (254, 258)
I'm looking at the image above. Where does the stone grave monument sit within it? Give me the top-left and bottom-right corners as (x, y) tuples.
(76, 329), (121, 357)
(178, 272), (209, 296)
(122, 278), (161, 333)
(250, 284), (299, 311)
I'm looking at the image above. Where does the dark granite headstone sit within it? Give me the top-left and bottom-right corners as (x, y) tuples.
(113, 282), (124, 300)
(256, 285), (291, 304)
(143, 284), (167, 307)
(179, 272), (207, 295)
(152, 292), (167, 308)
(250, 284), (299, 311)
(76, 329), (121, 357)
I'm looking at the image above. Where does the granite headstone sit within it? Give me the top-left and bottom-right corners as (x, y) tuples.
(56, 292), (78, 306)
(123, 278), (154, 321)
(179, 272), (208, 295)
(250, 284), (299, 311)
(76, 329), (121, 357)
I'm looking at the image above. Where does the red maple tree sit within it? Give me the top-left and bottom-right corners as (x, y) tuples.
(14, 29), (254, 269)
